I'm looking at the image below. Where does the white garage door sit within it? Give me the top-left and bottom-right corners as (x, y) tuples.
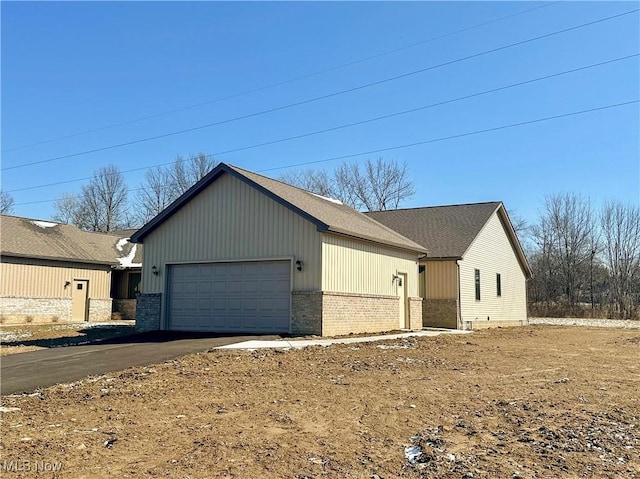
(168, 260), (291, 333)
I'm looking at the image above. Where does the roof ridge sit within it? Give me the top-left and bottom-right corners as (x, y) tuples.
(229, 164), (426, 249)
(367, 201), (502, 214)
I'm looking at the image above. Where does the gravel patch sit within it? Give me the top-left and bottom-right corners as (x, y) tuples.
(530, 317), (640, 329)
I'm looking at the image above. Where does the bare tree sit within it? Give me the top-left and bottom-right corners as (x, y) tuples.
(279, 169), (334, 198)
(169, 153), (216, 198)
(136, 153), (216, 223)
(601, 201), (640, 318)
(136, 166), (175, 224)
(52, 193), (81, 224)
(530, 193), (597, 307)
(0, 190), (15, 214)
(279, 158), (414, 211)
(54, 165), (128, 233)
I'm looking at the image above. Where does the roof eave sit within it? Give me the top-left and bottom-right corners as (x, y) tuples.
(421, 256), (462, 262)
(496, 205), (533, 279)
(1, 252), (117, 267)
(325, 228), (428, 254)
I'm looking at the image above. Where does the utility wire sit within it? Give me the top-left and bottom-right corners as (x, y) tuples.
(1, 1), (559, 154)
(258, 100), (639, 173)
(7, 53), (638, 194)
(3, 7), (637, 173)
(13, 99), (639, 207)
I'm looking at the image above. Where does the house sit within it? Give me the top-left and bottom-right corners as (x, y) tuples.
(130, 163), (427, 336)
(110, 229), (143, 320)
(0, 215), (142, 323)
(366, 202), (532, 330)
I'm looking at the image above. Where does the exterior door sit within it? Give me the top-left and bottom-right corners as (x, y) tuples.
(398, 273), (409, 329)
(72, 279), (89, 321)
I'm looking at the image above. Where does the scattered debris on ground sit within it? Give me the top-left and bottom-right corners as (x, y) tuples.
(1, 326), (638, 478)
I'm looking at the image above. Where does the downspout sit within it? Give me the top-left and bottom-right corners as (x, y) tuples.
(456, 260), (463, 330)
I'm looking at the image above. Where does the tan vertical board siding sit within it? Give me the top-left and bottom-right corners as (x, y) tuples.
(424, 260), (458, 299)
(0, 257), (111, 299)
(459, 212), (527, 323)
(321, 234), (419, 297)
(141, 173), (322, 293)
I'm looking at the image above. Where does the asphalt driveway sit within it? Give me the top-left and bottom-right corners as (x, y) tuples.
(0, 332), (279, 395)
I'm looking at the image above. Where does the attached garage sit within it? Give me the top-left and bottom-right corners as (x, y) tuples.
(167, 260), (291, 333)
(131, 163), (426, 336)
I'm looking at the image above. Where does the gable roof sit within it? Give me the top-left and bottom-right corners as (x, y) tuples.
(130, 163), (427, 253)
(0, 215), (142, 267)
(366, 202), (532, 277)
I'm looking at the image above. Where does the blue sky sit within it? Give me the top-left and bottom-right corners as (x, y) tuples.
(2, 1), (638, 225)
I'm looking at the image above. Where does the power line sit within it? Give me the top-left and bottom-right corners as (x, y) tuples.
(2, 7), (637, 173)
(259, 100), (639, 173)
(13, 99), (638, 207)
(1, 1), (560, 154)
(7, 53), (638, 194)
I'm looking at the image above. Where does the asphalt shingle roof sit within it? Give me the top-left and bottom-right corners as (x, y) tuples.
(229, 165), (427, 253)
(0, 215), (141, 266)
(132, 163), (427, 253)
(365, 202), (501, 258)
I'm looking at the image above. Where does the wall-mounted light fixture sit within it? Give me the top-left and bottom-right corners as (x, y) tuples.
(392, 274), (402, 286)
(64, 281), (71, 289)
(152, 265), (159, 276)
(295, 260), (303, 272)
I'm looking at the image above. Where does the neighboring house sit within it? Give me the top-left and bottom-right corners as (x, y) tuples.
(367, 202), (532, 330)
(0, 215), (142, 323)
(130, 163), (426, 336)
(110, 229), (143, 320)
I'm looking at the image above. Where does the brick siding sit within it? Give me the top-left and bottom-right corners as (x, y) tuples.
(408, 297), (423, 330)
(291, 291), (323, 336)
(135, 293), (162, 331)
(321, 292), (399, 336)
(423, 299), (458, 329)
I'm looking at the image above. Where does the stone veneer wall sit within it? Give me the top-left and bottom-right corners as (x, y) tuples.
(112, 299), (137, 320)
(423, 299), (458, 329)
(321, 292), (399, 336)
(88, 299), (113, 322)
(136, 293), (162, 331)
(0, 297), (72, 324)
(0, 297), (111, 324)
(291, 291), (323, 336)
(408, 297), (423, 330)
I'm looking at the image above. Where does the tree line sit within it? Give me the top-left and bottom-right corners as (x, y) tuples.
(2, 158), (637, 320)
(0, 156), (414, 230)
(525, 193), (640, 320)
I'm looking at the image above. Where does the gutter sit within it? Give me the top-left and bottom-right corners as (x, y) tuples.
(1, 252), (117, 267)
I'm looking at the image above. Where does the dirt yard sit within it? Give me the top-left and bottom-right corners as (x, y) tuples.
(1, 326), (638, 478)
(0, 322), (135, 356)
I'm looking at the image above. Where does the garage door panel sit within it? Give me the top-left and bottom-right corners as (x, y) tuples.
(168, 261), (291, 333)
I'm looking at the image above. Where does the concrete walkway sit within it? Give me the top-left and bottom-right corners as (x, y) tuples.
(217, 328), (471, 350)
